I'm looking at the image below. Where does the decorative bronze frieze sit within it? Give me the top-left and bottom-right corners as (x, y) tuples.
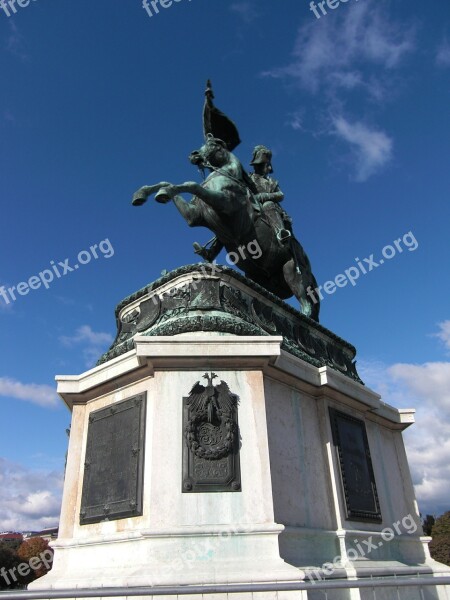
(97, 264), (362, 385)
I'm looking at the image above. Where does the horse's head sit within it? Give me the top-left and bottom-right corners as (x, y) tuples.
(189, 134), (230, 170)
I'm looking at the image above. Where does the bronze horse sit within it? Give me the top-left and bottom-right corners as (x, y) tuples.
(132, 135), (320, 321)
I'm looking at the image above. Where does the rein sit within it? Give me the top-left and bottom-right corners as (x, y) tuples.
(202, 160), (252, 194)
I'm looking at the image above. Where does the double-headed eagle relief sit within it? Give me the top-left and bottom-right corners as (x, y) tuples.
(132, 81), (320, 321)
(182, 373), (241, 493)
(185, 373), (238, 461)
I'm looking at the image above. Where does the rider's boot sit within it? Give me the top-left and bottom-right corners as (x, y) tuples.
(194, 237), (225, 262)
(193, 242), (214, 262)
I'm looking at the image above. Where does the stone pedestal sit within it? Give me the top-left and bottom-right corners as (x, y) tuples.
(30, 265), (450, 599)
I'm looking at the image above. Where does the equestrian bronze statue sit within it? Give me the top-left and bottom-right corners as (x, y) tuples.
(132, 82), (320, 321)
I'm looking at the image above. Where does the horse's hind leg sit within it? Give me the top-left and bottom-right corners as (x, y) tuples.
(283, 259), (320, 321)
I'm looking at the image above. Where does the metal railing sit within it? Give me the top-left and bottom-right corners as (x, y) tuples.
(1, 576), (450, 598)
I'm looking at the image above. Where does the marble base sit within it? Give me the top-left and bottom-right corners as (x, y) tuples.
(29, 271), (450, 599)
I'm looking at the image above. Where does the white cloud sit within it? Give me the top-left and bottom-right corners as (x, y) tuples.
(432, 320), (450, 352)
(261, 0), (411, 182)
(230, 2), (259, 23)
(361, 358), (450, 516)
(286, 110), (305, 131)
(5, 21), (29, 61)
(18, 491), (61, 518)
(0, 377), (59, 408)
(0, 458), (63, 531)
(263, 0), (415, 96)
(436, 39), (450, 67)
(388, 362), (450, 417)
(60, 325), (112, 347)
(0, 300), (13, 312)
(59, 325), (113, 368)
(331, 116), (393, 181)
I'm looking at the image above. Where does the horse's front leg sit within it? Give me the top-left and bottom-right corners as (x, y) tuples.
(132, 182), (171, 206)
(165, 182), (228, 214)
(172, 195), (203, 227)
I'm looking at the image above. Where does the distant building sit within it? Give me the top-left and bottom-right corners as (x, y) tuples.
(23, 527), (58, 542)
(0, 532), (23, 546)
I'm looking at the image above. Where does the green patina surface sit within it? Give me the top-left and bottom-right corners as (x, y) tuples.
(97, 264), (363, 385)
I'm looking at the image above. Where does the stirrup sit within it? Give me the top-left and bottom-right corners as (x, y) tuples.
(277, 229), (292, 244)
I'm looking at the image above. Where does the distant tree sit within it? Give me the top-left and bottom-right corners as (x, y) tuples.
(422, 514), (436, 536)
(431, 511), (450, 536)
(430, 511), (450, 566)
(0, 543), (21, 589)
(16, 537), (53, 585)
(7, 539), (22, 552)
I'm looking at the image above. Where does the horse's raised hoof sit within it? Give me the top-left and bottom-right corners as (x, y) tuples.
(155, 188), (172, 204)
(132, 193), (147, 206)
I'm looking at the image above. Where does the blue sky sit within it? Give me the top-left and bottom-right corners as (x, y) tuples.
(0, 0), (449, 530)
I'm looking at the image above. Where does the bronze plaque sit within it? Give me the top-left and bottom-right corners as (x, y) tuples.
(329, 408), (381, 522)
(80, 394), (146, 525)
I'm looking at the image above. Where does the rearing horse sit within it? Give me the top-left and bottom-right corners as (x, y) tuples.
(132, 136), (320, 321)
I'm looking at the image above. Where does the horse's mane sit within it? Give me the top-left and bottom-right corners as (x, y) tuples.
(203, 148), (258, 197)
(226, 151), (259, 195)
